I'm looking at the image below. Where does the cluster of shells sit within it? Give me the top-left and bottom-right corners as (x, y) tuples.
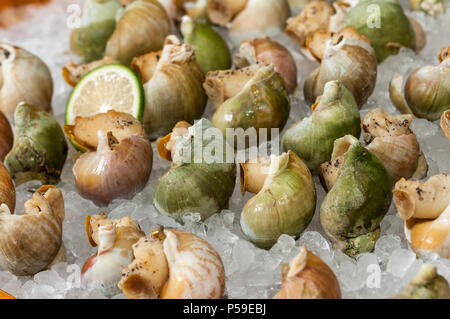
(0, 0), (449, 299)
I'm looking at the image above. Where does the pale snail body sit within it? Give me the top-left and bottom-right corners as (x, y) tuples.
(132, 36), (206, 140)
(319, 135), (392, 257)
(81, 215), (145, 297)
(119, 228), (226, 299)
(282, 80), (361, 173)
(70, 111), (153, 206)
(154, 119), (236, 222)
(240, 151), (316, 248)
(303, 27), (377, 108)
(0, 44), (53, 120)
(0, 110), (13, 161)
(362, 108), (427, 182)
(274, 246), (341, 299)
(0, 185), (65, 276)
(234, 37), (297, 94)
(393, 174), (450, 258)
(207, 0), (290, 45)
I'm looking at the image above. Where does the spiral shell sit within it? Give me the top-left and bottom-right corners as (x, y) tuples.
(205, 63), (290, 140)
(240, 151), (316, 248)
(119, 228), (226, 299)
(70, 0), (172, 66)
(0, 185), (65, 276)
(0, 44), (53, 120)
(303, 27), (377, 108)
(0, 110), (13, 161)
(132, 36), (206, 140)
(274, 246), (341, 299)
(234, 37), (298, 94)
(319, 135), (392, 257)
(362, 108), (427, 182)
(154, 119), (236, 222)
(5, 103), (68, 186)
(81, 214), (145, 297)
(282, 80), (361, 173)
(71, 111), (153, 206)
(442, 110), (450, 140)
(393, 174), (450, 258)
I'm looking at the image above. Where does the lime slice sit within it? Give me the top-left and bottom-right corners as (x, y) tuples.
(65, 64), (144, 125)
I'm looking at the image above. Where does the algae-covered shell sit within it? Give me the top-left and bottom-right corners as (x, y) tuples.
(81, 214), (145, 297)
(234, 37), (298, 94)
(0, 185), (65, 276)
(119, 228), (226, 299)
(282, 80), (361, 173)
(70, 0), (172, 65)
(132, 36), (206, 140)
(240, 151), (316, 248)
(393, 264), (450, 299)
(0, 44), (53, 120)
(154, 119), (236, 222)
(0, 161), (15, 214)
(393, 174), (450, 258)
(319, 135), (392, 257)
(362, 108), (427, 182)
(180, 15), (231, 74)
(71, 112), (153, 206)
(5, 103), (67, 186)
(409, 0), (446, 17)
(345, 0), (424, 62)
(389, 47), (450, 121)
(303, 27), (377, 108)
(205, 63), (290, 140)
(274, 246), (341, 299)
(0, 110), (13, 161)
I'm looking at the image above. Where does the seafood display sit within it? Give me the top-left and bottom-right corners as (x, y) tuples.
(0, 0), (449, 300)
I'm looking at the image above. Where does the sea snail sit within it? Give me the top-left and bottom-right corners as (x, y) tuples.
(393, 264), (450, 299)
(274, 246), (341, 299)
(206, 0), (290, 45)
(5, 103), (68, 186)
(319, 135), (392, 257)
(119, 228), (226, 299)
(0, 110), (13, 162)
(180, 15), (232, 74)
(81, 214), (145, 298)
(282, 80), (361, 173)
(0, 185), (65, 276)
(154, 119), (236, 222)
(132, 36), (207, 140)
(240, 151), (316, 248)
(204, 63), (290, 141)
(234, 36), (298, 94)
(362, 108), (428, 182)
(442, 110), (450, 140)
(0, 43), (53, 120)
(66, 111), (153, 206)
(389, 47), (450, 121)
(69, 0), (172, 66)
(303, 27), (377, 108)
(393, 174), (450, 258)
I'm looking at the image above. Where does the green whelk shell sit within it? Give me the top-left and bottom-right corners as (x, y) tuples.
(345, 0), (416, 62)
(282, 81), (361, 173)
(319, 135), (392, 257)
(154, 119), (236, 222)
(181, 16), (232, 74)
(240, 151), (316, 249)
(5, 103), (68, 186)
